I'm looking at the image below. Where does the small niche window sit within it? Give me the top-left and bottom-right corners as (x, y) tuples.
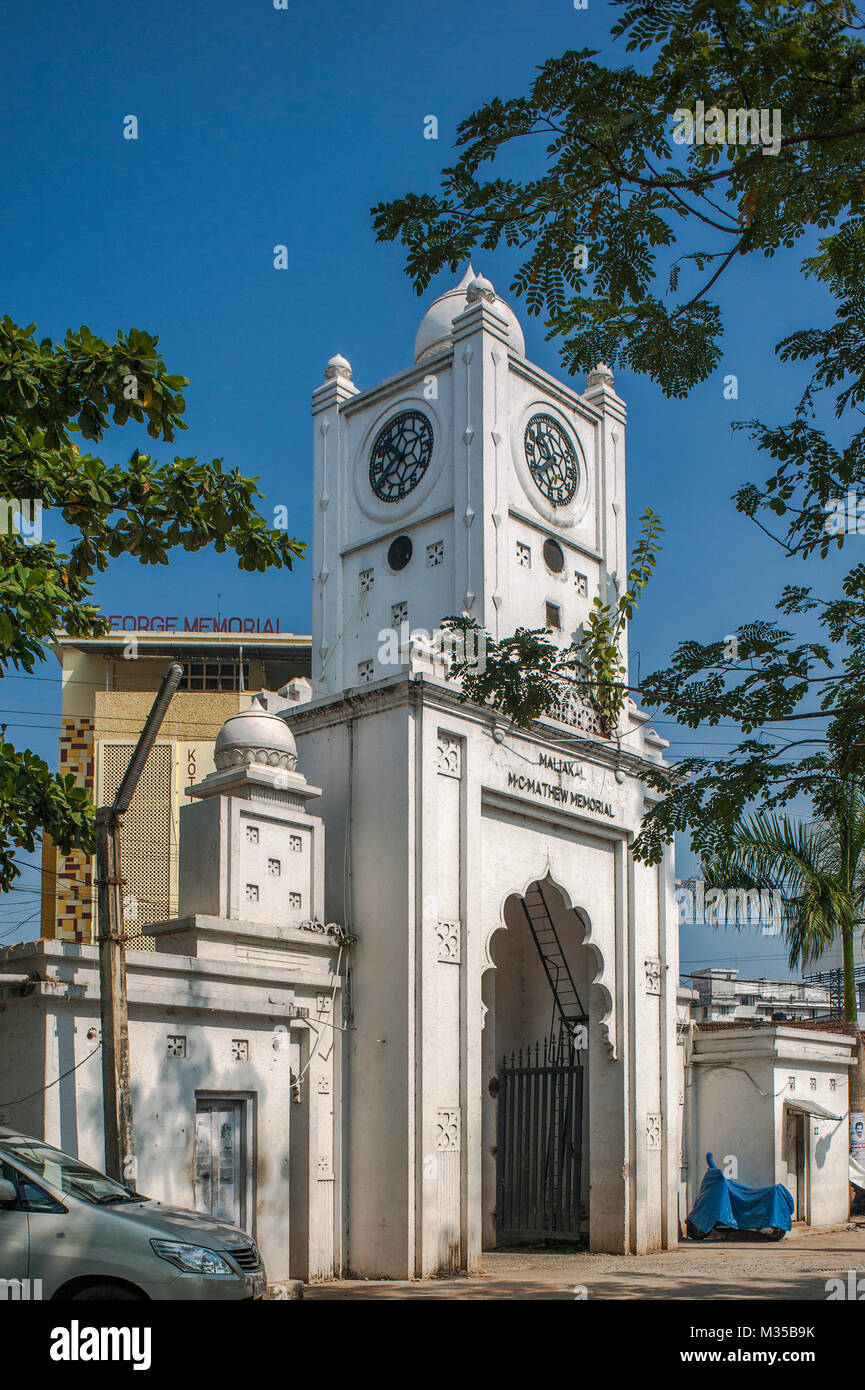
(246, 825), (259, 844)
(392, 601), (408, 624)
(427, 541), (444, 567)
(231, 1039), (249, 1062)
(516, 541), (531, 568)
(167, 1035), (187, 1059)
(358, 660), (374, 684)
(543, 537), (565, 574)
(289, 834), (302, 853)
(246, 884), (259, 903)
(289, 892), (302, 909)
(359, 568), (374, 593)
(268, 859), (281, 877)
(387, 535), (413, 571)
(545, 602), (562, 630)
(574, 572), (588, 597)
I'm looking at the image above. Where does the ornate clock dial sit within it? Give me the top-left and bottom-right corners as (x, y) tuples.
(369, 410), (434, 503)
(524, 414), (579, 507)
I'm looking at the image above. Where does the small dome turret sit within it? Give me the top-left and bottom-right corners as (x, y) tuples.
(214, 698), (298, 772)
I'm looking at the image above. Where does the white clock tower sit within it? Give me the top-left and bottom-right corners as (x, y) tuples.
(310, 265), (627, 698)
(291, 267), (680, 1277)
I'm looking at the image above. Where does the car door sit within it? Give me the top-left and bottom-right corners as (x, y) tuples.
(11, 1166), (69, 1299)
(0, 1159), (30, 1291)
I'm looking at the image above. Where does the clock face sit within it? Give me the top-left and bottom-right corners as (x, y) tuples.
(524, 414), (579, 507)
(369, 410), (434, 503)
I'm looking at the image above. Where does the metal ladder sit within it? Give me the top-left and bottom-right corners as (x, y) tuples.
(520, 880), (588, 1052)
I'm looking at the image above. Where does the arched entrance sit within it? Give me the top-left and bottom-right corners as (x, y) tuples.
(481, 876), (595, 1247)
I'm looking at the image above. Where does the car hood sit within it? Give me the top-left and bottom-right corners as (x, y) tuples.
(90, 1199), (254, 1249)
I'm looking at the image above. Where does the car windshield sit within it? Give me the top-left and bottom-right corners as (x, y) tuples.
(0, 1137), (143, 1205)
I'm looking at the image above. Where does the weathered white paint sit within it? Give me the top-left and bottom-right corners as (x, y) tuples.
(0, 742), (341, 1283)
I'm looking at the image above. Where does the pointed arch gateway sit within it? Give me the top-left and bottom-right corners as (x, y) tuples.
(481, 875), (596, 1247)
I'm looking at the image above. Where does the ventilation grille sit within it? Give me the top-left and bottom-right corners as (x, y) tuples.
(100, 743), (173, 950)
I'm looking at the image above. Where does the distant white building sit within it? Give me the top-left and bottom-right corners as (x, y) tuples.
(684, 1023), (855, 1228)
(688, 967), (831, 1024)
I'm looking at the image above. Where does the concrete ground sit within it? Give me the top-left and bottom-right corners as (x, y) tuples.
(304, 1224), (865, 1299)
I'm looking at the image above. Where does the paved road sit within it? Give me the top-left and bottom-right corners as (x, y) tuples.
(304, 1226), (865, 1299)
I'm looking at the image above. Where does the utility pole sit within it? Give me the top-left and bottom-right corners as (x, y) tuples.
(97, 662), (183, 1186)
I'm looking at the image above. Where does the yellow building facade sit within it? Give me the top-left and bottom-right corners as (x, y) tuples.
(40, 631), (311, 945)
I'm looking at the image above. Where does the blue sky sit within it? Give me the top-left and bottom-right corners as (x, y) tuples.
(0, 0), (849, 973)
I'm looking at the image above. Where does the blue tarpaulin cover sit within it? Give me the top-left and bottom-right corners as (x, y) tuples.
(688, 1153), (795, 1234)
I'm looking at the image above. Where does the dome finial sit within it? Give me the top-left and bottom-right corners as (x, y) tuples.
(325, 352), (352, 382)
(586, 362), (614, 389)
(466, 273), (496, 304)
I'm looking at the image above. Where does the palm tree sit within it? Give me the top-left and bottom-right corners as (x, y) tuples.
(701, 779), (865, 1023)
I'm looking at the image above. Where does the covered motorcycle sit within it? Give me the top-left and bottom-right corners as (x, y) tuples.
(686, 1152), (794, 1240)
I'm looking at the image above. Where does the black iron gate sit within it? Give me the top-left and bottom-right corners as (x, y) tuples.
(496, 1036), (583, 1240)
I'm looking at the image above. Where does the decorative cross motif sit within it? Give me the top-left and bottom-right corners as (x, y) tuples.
(436, 920), (460, 963)
(436, 1109), (460, 1151)
(436, 732), (461, 777)
(645, 959), (662, 995)
(646, 1113), (662, 1149)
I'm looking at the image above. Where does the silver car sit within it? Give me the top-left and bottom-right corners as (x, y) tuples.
(0, 1128), (266, 1301)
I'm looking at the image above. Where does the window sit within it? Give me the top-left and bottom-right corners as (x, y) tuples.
(358, 660), (374, 684)
(543, 537), (565, 574)
(427, 541), (444, 567)
(177, 660), (249, 692)
(387, 535), (413, 571)
(17, 1174), (65, 1213)
(516, 541), (531, 568)
(545, 602), (562, 630)
(392, 601), (408, 624)
(359, 568), (374, 593)
(0, 1138), (132, 1206)
(574, 572), (588, 597)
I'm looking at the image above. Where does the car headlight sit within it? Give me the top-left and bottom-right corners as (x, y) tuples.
(150, 1240), (235, 1276)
